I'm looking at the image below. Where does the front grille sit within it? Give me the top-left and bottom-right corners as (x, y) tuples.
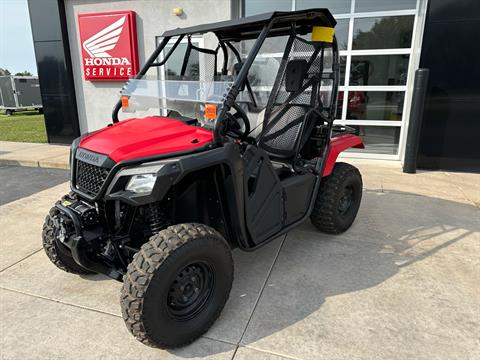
(76, 160), (109, 197)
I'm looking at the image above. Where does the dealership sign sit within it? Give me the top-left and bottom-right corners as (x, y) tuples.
(78, 11), (139, 81)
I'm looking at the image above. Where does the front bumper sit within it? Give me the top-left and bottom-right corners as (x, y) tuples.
(55, 203), (123, 281)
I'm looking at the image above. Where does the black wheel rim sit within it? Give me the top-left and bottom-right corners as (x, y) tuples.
(338, 185), (354, 216)
(167, 261), (214, 321)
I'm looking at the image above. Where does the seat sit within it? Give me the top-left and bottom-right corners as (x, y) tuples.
(258, 35), (326, 163)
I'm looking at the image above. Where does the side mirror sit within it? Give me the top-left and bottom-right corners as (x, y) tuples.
(285, 59), (307, 93)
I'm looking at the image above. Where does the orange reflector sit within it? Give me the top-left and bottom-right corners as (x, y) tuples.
(204, 103), (217, 120)
(121, 96), (129, 108)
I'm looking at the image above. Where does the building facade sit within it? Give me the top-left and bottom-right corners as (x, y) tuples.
(28, 0), (480, 171)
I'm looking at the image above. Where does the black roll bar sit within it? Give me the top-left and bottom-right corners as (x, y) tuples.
(213, 22), (273, 144)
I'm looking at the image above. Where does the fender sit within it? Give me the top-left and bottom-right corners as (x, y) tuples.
(322, 134), (364, 176)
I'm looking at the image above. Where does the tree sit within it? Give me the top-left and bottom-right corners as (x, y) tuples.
(352, 17), (414, 50)
(0, 68), (11, 76)
(15, 71), (33, 76)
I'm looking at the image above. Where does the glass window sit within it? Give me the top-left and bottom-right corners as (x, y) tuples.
(336, 91), (344, 119)
(243, 36), (289, 55)
(345, 91), (404, 120)
(321, 47), (334, 72)
(238, 1), (420, 156)
(162, 40), (202, 117)
(340, 57), (346, 85)
(355, 0), (417, 13)
(164, 43), (194, 78)
(335, 19), (349, 51)
(245, 0), (291, 16)
(248, 57), (281, 86)
(350, 55), (409, 86)
(296, 0), (351, 15)
(244, 56), (282, 107)
(320, 79), (334, 105)
(346, 126), (400, 154)
(352, 16), (414, 49)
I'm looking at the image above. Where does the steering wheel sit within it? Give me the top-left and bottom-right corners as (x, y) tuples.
(225, 102), (251, 139)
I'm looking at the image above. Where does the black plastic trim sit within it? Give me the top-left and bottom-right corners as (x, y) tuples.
(55, 203), (123, 280)
(162, 9), (336, 40)
(71, 142), (216, 202)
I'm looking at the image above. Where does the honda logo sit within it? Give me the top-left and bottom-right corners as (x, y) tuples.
(78, 11), (139, 81)
(83, 16), (126, 58)
(76, 148), (108, 166)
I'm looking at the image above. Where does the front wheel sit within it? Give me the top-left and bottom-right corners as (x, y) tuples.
(121, 223), (233, 349)
(310, 162), (363, 234)
(42, 201), (93, 275)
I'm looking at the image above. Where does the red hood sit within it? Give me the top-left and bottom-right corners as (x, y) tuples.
(79, 116), (213, 163)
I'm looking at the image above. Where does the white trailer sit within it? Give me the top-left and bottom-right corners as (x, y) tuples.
(0, 76), (43, 115)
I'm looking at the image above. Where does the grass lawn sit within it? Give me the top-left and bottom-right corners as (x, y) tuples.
(0, 110), (47, 143)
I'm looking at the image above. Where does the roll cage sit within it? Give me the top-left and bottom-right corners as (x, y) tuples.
(112, 8), (338, 149)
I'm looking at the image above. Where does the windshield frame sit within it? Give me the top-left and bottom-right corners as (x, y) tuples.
(112, 11), (339, 145)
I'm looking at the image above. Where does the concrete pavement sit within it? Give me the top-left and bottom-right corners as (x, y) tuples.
(0, 162), (479, 359)
(0, 141), (69, 169)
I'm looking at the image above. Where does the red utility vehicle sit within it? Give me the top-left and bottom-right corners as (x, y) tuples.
(42, 9), (364, 348)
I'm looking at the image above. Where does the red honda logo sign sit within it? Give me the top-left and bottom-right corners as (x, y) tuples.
(78, 11), (139, 81)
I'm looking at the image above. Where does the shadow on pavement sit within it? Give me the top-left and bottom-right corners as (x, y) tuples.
(0, 165), (69, 205)
(79, 273), (112, 282)
(164, 189), (478, 358)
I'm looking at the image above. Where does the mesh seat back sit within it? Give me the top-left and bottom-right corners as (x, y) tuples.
(259, 36), (325, 159)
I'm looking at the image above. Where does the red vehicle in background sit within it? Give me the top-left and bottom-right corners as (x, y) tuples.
(337, 91), (368, 119)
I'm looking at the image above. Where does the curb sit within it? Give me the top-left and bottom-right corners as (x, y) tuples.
(0, 159), (70, 170)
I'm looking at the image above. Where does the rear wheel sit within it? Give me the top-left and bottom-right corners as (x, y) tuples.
(311, 162), (362, 234)
(42, 195), (93, 274)
(121, 223), (233, 349)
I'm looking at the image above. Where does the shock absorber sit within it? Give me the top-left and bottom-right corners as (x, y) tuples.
(147, 203), (169, 235)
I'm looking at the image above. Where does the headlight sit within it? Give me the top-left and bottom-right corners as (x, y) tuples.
(125, 173), (157, 194)
(106, 160), (180, 198)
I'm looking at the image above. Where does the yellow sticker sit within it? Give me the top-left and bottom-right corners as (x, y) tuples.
(311, 26), (335, 43)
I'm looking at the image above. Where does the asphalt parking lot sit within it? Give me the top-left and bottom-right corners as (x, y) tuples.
(0, 162), (479, 359)
(0, 164), (69, 205)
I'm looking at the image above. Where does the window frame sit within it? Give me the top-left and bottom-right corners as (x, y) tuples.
(318, 2), (421, 159)
(243, 0), (423, 159)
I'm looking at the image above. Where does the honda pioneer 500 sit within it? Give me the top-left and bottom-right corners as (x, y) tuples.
(42, 9), (364, 348)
